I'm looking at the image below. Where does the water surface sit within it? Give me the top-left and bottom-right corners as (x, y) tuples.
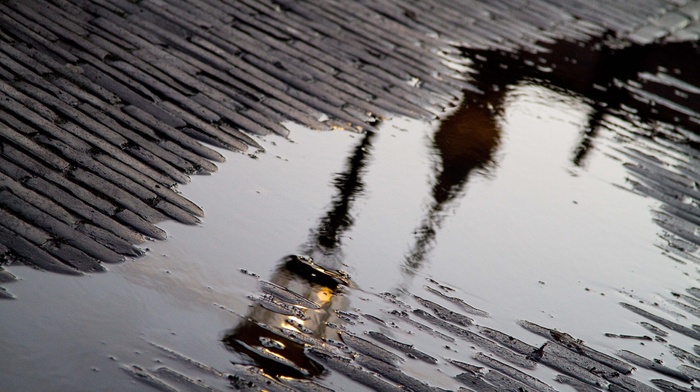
(3, 38), (700, 391)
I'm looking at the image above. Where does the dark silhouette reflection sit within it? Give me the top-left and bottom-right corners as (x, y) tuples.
(458, 38), (700, 167)
(305, 130), (377, 269)
(223, 33), (700, 383)
(404, 92), (502, 272)
(455, 37), (700, 257)
(401, 36), (700, 275)
(223, 131), (374, 379)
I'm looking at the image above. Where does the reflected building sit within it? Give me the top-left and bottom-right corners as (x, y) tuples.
(455, 37), (700, 368)
(460, 37), (700, 169)
(397, 36), (699, 277)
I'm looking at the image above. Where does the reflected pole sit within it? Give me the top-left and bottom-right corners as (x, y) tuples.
(223, 129), (376, 378)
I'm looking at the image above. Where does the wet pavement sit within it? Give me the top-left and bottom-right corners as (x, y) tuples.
(3, 0), (700, 391)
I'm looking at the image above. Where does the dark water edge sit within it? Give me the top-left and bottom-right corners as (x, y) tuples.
(3, 36), (700, 391)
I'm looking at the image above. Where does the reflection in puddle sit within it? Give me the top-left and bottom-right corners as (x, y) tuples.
(3, 33), (700, 392)
(223, 122), (370, 380)
(224, 256), (349, 378)
(304, 130), (377, 270)
(403, 86), (502, 276)
(459, 36), (700, 269)
(223, 85), (507, 379)
(224, 128), (373, 379)
(221, 37), (700, 390)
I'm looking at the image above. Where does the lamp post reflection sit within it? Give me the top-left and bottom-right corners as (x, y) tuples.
(223, 254), (347, 378)
(223, 93), (505, 379)
(223, 77), (508, 381)
(402, 37), (700, 279)
(223, 130), (375, 379)
(403, 90), (503, 276)
(224, 36), (700, 383)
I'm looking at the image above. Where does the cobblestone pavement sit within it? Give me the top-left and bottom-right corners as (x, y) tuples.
(3, 1), (700, 391)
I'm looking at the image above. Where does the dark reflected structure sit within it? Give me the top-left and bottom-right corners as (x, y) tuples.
(304, 130), (377, 270)
(224, 34), (700, 384)
(459, 38), (700, 167)
(455, 40), (700, 366)
(223, 88), (509, 382)
(396, 36), (700, 292)
(398, 36), (700, 275)
(223, 131), (373, 378)
(403, 90), (502, 273)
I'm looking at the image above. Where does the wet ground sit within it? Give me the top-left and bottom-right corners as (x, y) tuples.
(0, 29), (700, 391)
(3, 29), (700, 391)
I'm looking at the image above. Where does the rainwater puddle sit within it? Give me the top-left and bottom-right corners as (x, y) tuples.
(3, 39), (700, 391)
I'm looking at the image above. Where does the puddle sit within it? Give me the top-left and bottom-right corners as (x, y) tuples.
(3, 37), (700, 391)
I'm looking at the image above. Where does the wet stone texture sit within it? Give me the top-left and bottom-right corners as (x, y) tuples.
(3, 0), (700, 391)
